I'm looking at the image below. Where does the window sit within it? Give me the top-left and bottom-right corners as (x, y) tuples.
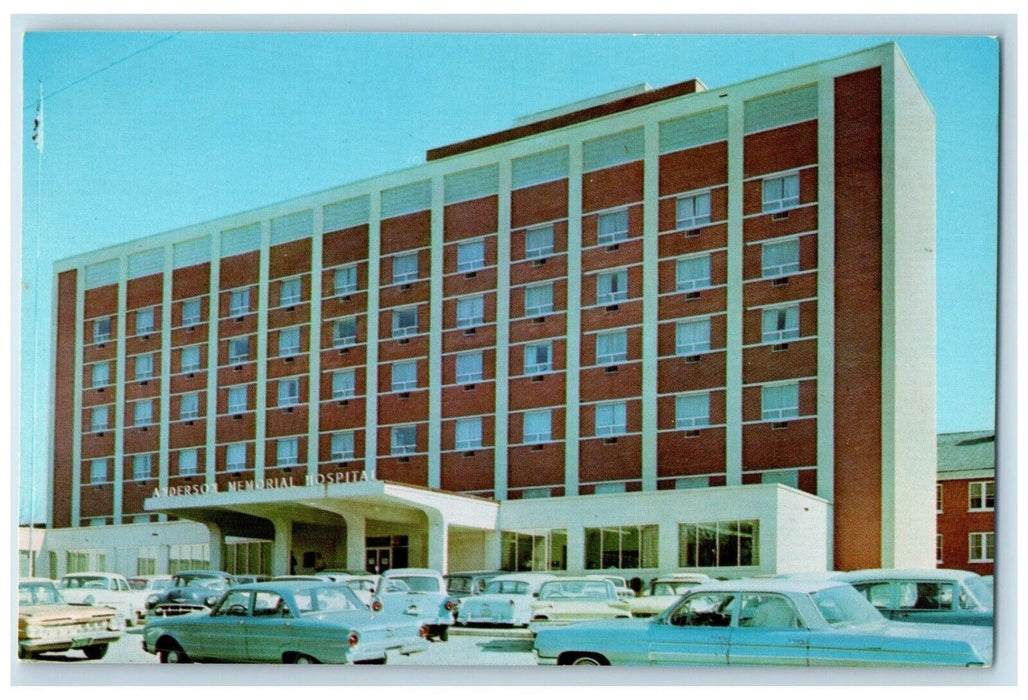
(227, 386), (248, 414)
(276, 438), (299, 467)
(90, 406), (109, 432)
(230, 288), (250, 317)
(134, 400), (153, 427)
(524, 283), (554, 316)
(228, 337), (250, 364)
(332, 370), (356, 400)
(132, 454), (152, 481)
(595, 401), (627, 437)
(525, 225), (554, 258)
(596, 270), (628, 304)
(597, 208), (629, 244)
(333, 317), (358, 347)
(761, 383), (799, 421)
(181, 345), (201, 372)
(392, 307), (418, 338)
(278, 378), (300, 407)
(391, 425), (417, 456)
(135, 353), (154, 381)
(93, 317), (111, 343)
(676, 318), (711, 355)
(456, 351), (483, 384)
(762, 238), (801, 277)
(584, 524), (658, 569)
(179, 449), (199, 476)
(762, 305), (800, 343)
(392, 252), (418, 284)
(89, 459), (107, 484)
(456, 296), (485, 327)
(279, 327), (301, 357)
(180, 392), (200, 420)
(523, 410), (552, 444)
(182, 298), (202, 326)
(676, 254), (712, 291)
(331, 432), (356, 461)
(455, 417), (483, 450)
(391, 361), (417, 392)
(666, 592), (737, 627)
(136, 308), (155, 335)
(92, 362), (110, 388)
(937, 484), (944, 513)
(280, 277), (301, 306)
(226, 443), (246, 472)
(457, 240), (485, 272)
(936, 534), (944, 564)
(676, 191), (712, 230)
(334, 265), (358, 295)
(501, 529), (567, 572)
(762, 172), (800, 211)
(679, 520), (760, 567)
(968, 532), (994, 563)
(524, 341), (553, 375)
(676, 393), (710, 429)
(969, 481), (995, 511)
(596, 330), (627, 365)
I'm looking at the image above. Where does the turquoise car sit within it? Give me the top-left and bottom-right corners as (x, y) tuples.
(143, 580), (428, 664)
(533, 578), (992, 667)
(831, 569), (994, 627)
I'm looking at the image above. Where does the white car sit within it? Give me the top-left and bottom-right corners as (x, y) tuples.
(457, 573), (558, 627)
(628, 573), (712, 617)
(371, 568), (456, 641)
(58, 572), (141, 627)
(126, 575), (174, 623)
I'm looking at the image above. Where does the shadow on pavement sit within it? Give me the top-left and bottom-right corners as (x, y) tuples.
(476, 638), (534, 654)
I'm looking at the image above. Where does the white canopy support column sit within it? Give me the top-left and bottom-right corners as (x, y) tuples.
(338, 512), (367, 572)
(206, 522), (225, 571)
(425, 509), (449, 573)
(271, 516), (294, 577)
(483, 530), (502, 571)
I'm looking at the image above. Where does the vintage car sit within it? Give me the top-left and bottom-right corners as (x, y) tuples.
(18, 578), (123, 660)
(457, 573), (558, 627)
(528, 577), (632, 633)
(146, 570), (236, 617)
(598, 574), (637, 600)
(628, 573), (712, 617)
(445, 570), (505, 606)
(532, 578), (993, 666)
(831, 568), (993, 626)
(126, 575), (173, 623)
(335, 575), (381, 607)
(57, 571), (140, 627)
(371, 568), (456, 641)
(143, 580), (428, 664)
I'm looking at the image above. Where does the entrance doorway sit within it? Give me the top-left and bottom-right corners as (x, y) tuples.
(365, 535), (409, 574)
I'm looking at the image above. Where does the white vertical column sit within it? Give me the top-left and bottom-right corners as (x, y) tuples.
(493, 161), (513, 500)
(725, 99), (746, 486)
(428, 177), (445, 489)
(254, 221), (271, 483)
(307, 208), (324, 477)
(563, 142), (584, 496)
(204, 234), (221, 493)
(70, 269), (86, 526)
(155, 247), (173, 515)
(641, 122), (661, 492)
(364, 195), (382, 479)
(114, 258), (129, 518)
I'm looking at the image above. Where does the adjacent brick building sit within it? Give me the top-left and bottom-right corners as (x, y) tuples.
(936, 432), (995, 576)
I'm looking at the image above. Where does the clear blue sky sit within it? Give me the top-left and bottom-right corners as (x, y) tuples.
(17, 30), (1000, 524)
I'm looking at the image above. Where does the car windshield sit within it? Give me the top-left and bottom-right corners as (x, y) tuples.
(173, 574), (228, 589)
(391, 576), (440, 592)
(446, 577), (473, 594)
(129, 578), (171, 591)
(810, 584), (884, 627)
(20, 583), (64, 605)
(59, 576), (111, 590)
(962, 577), (993, 609)
(484, 580), (531, 595)
(538, 580), (614, 601)
(292, 585), (364, 614)
(652, 581), (694, 596)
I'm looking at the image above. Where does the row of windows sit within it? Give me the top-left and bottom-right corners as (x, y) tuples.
(936, 532), (995, 564)
(936, 480), (995, 513)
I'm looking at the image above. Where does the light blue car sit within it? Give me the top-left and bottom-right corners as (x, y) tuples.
(831, 569), (993, 627)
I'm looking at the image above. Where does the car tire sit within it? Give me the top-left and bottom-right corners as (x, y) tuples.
(160, 647), (190, 664)
(293, 654), (318, 664)
(563, 653), (608, 666)
(439, 626), (449, 642)
(83, 643), (109, 660)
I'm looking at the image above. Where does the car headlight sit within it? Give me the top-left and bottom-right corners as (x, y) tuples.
(205, 595), (219, 607)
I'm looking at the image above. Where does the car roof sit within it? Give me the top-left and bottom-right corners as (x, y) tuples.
(19, 577), (56, 584)
(833, 568), (980, 581)
(60, 571), (122, 577)
(171, 570), (233, 576)
(489, 573), (557, 583)
(381, 568), (441, 576)
(445, 570), (505, 578)
(690, 578), (850, 595)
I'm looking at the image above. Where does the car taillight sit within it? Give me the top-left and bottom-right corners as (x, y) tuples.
(419, 625), (429, 639)
(348, 632), (359, 648)
(445, 599), (455, 611)
(371, 600), (383, 612)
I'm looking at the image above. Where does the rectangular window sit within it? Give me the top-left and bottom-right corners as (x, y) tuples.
(278, 378), (300, 407)
(762, 172), (801, 211)
(332, 369), (356, 399)
(279, 327), (301, 356)
(93, 317), (111, 343)
(91, 361), (110, 388)
(89, 459), (107, 484)
(595, 401), (627, 437)
(334, 265), (358, 295)
(276, 438), (299, 467)
(456, 296), (485, 327)
(596, 270), (628, 304)
(134, 400), (153, 426)
(679, 520), (760, 568)
(392, 252), (419, 284)
(597, 208), (629, 244)
(228, 337), (250, 364)
(968, 481), (995, 511)
(456, 351), (484, 383)
(181, 345), (201, 372)
(391, 361), (418, 392)
(132, 454), (152, 481)
(230, 288), (250, 317)
(525, 225), (554, 259)
(761, 305), (800, 343)
(457, 240), (486, 272)
(226, 443), (246, 472)
(180, 392), (200, 420)
(331, 431), (356, 461)
(136, 307), (155, 335)
(524, 341), (553, 375)
(182, 298), (202, 326)
(968, 532), (995, 563)
(178, 449), (198, 476)
(134, 353), (154, 381)
(392, 307), (418, 338)
(676, 393), (710, 429)
(523, 410), (552, 444)
(584, 525), (658, 569)
(761, 238), (801, 277)
(936, 534), (944, 564)
(761, 383), (799, 421)
(676, 191), (712, 230)
(280, 277), (302, 306)
(937, 484), (944, 513)
(596, 330), (628, 365)
(333, 317), (358, 346)
(675, 318), (711, 355)
(676, 254), (712, 291)
(227, 386), (247, 414)
(391, 425), (417, 456)
(524, 283), (554, 316)
(501, 529), (567, 572)
(90, 406), (108, 432)
(455, 417), (483, 450)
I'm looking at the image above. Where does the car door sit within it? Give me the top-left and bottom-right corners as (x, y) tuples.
(244, 590), (295, 663)
(647, 592), (735, 665)
(728, 593), (809, 666)
(196, 589), (251, 661)
(889, 581), (956, 624)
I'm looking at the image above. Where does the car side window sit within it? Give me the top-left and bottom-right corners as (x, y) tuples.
(253, 591), (285, 617)
(898, 582), (954, 611)
(214, 590), (252, 617)
(853, 582), (892, 609)
(738, 594), (800, 629)
(668, 593), (735, 627)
